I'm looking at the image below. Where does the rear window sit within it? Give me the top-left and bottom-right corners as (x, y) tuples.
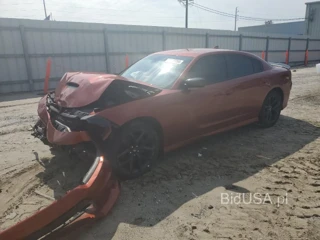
(252, 58), (264, 73)
(226, 54), (264, 79)
(187, 54), (228, 84)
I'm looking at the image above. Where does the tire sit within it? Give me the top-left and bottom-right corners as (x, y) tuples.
(258, 90), (283, 128)
(107, 120), (160, 180)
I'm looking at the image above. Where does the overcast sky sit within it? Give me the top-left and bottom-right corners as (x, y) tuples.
(0, 0), (307, 30)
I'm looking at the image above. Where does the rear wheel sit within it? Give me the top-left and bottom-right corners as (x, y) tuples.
(258, 90), (283, 128)
(108, 121), (160, 180)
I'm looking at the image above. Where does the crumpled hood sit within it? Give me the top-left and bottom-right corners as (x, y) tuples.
(54, 72), (162, 109)
(55, 72), (124, 108)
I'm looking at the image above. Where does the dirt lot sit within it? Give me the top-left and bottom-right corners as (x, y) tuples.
(0, 67), (319, 239)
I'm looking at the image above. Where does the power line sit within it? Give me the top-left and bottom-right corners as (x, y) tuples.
(192, 3), (306, 22)
(2, 8), (187, 19)
(0, 2), (178, 15)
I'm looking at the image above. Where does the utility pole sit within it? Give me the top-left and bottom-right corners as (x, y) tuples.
(43, 0), (48, 18)
(178, 0), (193, 28)
(234, 7), (238, 31)
(185, 0), (189, 28)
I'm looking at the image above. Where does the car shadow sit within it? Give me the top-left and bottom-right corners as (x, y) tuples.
(41, 115), (319, 239)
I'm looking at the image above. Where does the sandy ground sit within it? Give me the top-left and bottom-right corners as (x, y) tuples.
(0, 94), (93, 231)
(0, 67), (319, 239)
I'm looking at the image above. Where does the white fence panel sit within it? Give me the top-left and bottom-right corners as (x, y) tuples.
(0, 17), (319, 93)
(268, 52), (286, 63)
(242, 38), (266, 51)
(208, 36), (239, 50)
(291, 39), (306, 50)
(290, 52), (305, 62)
(165, 34), (205, 50)
(308, 50), (320, 61)
(269, 39), (288, 51)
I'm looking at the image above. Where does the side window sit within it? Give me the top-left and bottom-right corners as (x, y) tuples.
(252, 58), (264, 73)
(226, 54), (254, 79)
(187, 55), (227, 84)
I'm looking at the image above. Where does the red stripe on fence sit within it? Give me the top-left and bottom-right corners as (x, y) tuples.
(44, 57), (51, 94)
(305, 50), (309, 66)
(285, 50), (289, 64)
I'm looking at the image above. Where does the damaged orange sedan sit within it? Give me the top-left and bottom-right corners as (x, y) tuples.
(33, 49), (292, 180)
(0, 49), (292, 239)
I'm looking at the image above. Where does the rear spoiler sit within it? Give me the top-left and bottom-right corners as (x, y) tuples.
(269, 62), (291, 70)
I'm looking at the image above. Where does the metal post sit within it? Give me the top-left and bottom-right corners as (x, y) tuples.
(234, 7), (238, 31)
(103, 29), (110, 72)
(265, 36), (270, 61)
(205, 33), (209, 48)
(287, 37), (291, 64)
(162, 30), (166, 50)
(19, 25), (34, 91)
(305, 38), (310, 51)
(239, 34), (243, 51)
(304, 38), (309, 65)
(185, 0), (189, 28)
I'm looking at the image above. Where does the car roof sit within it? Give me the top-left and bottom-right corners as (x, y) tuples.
(153, 48), (236, 57)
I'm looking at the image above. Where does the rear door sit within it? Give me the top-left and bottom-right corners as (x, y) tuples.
(224, 53), (266, 122)
(181, 54), (238, 134)
(157, 54), (230, 146)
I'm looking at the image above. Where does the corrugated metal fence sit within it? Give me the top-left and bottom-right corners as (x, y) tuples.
(1, 18), (320, 94)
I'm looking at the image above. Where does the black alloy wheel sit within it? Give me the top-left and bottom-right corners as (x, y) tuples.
(259, 90), (283, 128)
(109, 121), (160, 180)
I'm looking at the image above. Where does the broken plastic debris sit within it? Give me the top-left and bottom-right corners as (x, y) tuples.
(192, 192), (198, 198)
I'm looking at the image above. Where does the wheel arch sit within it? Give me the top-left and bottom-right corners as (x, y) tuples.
(269, 87), (284, 108)
(120, 116), (165, 156)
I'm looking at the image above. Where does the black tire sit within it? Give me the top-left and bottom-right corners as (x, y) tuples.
(258, 90), (283, 128)
(107, 121), (160, 180)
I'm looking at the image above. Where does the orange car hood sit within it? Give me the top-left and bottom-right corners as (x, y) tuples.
(55, 72), (140, 108)
(54, 72), (117, 108)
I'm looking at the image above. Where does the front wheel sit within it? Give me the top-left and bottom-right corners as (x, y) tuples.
(258, 90), (283, 128)
(108, 121), (160, 180)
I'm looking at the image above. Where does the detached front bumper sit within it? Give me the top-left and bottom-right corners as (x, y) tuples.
(0, 154), (120, 240)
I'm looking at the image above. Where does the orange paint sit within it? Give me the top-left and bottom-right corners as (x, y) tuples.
(305, 50), (309, 66)
(44, 57), (52, 94)
(261, 51), (265, 60)
(285, 50), (289, 64)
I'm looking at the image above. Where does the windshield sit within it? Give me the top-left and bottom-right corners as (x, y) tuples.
(120, 54), (193, 89)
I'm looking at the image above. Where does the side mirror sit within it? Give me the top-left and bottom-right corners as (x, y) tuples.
(183, 77), (207, 89)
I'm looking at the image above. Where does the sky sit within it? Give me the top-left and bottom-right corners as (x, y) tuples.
(0, 0), (308, 31)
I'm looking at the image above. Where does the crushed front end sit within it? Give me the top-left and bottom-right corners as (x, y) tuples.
(32, 92), (93, 146)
